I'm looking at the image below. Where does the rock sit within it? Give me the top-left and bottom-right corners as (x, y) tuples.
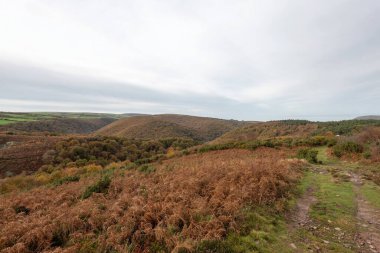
(323, 240), (330, 244)
(290, 243), (297, 249)
(327, 219), (332, 223)
(334, 227), (341, 231)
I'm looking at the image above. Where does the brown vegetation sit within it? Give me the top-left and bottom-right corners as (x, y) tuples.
(211, 121), (319, 144)
(0, 133), (64, 178)
(0, 148), (304, 252)
(0, 118), (116, 134)
(96, 114), (246, 142)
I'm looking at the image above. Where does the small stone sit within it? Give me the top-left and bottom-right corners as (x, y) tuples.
(328, 219), (332, 223)
(290, 243), (297, 249)
(323, 240), (330, 244)
(335, 227), (341, 231)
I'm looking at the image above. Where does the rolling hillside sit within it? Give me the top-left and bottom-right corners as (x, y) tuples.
(355, 115), (380, 120)
(0, 133), (65, 177)
(211, 121), (319, 144)
(211, 119), (380, 144)
(0, 118), (116, 134)
(96, 114), (246, 141)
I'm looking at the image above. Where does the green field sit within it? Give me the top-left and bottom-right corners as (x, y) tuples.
(0, 112), (125, 125)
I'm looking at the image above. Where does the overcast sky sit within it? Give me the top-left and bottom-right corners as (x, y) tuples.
(1, 0), (379, 120)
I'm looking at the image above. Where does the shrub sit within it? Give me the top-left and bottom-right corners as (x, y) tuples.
(46, 136), (196, 170)
(138, 165), (156, 174)
(81, 176), (111, 199)
(52, 175), (80, 186)
(333, 141), (364, 157)
(363, 151), (371, 159)
(84, 164), (103, 173)
(124, 162), (137, 170)
(297, 148), (319, 164)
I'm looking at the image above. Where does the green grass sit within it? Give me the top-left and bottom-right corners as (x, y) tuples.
(305, 173), (357, 252)
(314, 146), (339, 165)
(221, 206), (294, 253)
(361, 181), (380, 208)
(0, 119), (11, 125)
(278, 169), (357, 253)
(0, 112), (123, 125)
(288, 171), (356, 252)
(311, 173), (355, 224)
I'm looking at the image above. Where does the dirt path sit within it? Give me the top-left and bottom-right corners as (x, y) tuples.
(291, 186), (317, 227)
(352, 173), (380, 253)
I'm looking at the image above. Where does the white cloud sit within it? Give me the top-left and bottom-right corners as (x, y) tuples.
(0, 0), (379, 120)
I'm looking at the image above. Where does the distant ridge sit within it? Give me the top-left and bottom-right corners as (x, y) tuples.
(96, 114), (247, 141)
(0, 118), (116, 134)
(355, 115), (380, 120)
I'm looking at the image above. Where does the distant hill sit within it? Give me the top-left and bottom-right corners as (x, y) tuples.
(0, 118), (116, 134)
(0, 133), (64, 177)
(96, 114), (247, 141)
(211, 121), (319, 144)
(121, 113), (150, 117)
(355, 115), (380, 120)
(0, 112), (121, 125)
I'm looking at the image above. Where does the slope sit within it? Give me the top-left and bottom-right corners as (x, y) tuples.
(1, 118), (116, 134)
(96, 114), (246, 141)
(211, 121), (319, 144)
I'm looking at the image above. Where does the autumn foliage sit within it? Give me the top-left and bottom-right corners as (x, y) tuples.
(0, 148), (304, 252)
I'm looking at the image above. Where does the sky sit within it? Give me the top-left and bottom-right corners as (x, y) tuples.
(0, 0), (379, 121)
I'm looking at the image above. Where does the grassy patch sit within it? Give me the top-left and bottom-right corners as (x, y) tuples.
(81, 176), (111, 199)
(314, 146), (339, 165)
(306, 173), (357, 252)
(311, 173), (355, 225)
(361, 181), (380, 208)
(52, 175), (80, 186)
(220, 206), (294, 253)
(137, 164), (156, 174)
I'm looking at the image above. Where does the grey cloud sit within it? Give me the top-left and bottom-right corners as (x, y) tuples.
(0, 0), (380, 120)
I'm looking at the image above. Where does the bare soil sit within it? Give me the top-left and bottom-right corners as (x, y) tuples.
(291, 187), (317, 227)
(352, 173), (380, 253)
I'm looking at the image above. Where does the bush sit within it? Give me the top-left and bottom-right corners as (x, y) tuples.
(123, 162), (137, 170)
(81, 176), (111, 199)
(138, 165), (156, 174)
(52, 175), (80, 186)
(297, 148), (319, 164)
(363, 151), (371, 159)
(333, 141), (364, 157)
(46, 136), (197, 170)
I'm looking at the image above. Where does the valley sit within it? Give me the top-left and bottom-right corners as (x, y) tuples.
(0, 113), (380, 252)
